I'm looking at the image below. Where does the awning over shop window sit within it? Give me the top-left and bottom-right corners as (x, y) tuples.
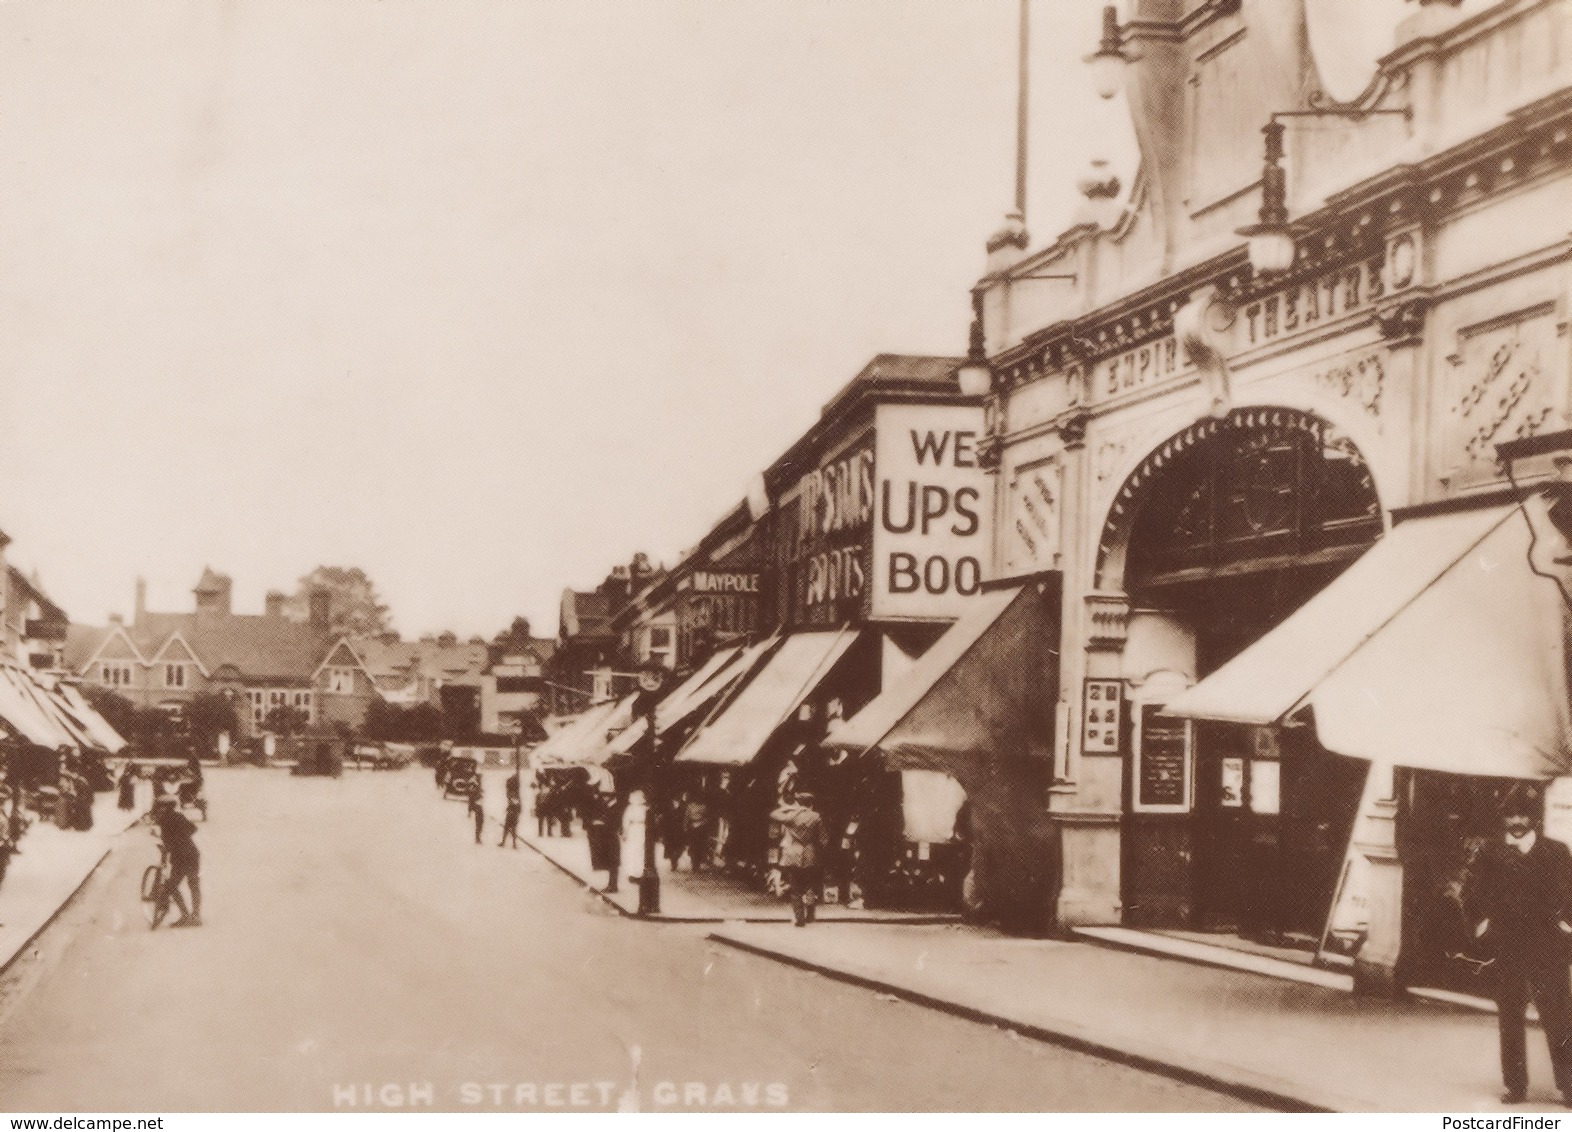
(0, 664), (80, 749)
(676, 629), (859, 767)
(562, 694), (639, 767)
(603, 640), (782, 760)
(828, 586), (1024, 756)
(53, 683), (127, 753)
(1163, 504), (1572, 779)
(532, 700), (620, 766)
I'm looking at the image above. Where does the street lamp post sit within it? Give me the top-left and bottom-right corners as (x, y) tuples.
(633, 665), (668, 916)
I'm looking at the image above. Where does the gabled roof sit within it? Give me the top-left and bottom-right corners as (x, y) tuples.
(352, 636), (490, 684)
(311, 638), (380, 685)
(560, 588), (615, 642)
(128, 611), (333, 683)
(8, 567), (66, 622)
(72, 623), (147, 674)
(148, 631), (209, 676)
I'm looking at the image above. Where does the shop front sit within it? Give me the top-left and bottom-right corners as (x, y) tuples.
(1162, 498), (1572, 989)
(828, 580), (1061, 925)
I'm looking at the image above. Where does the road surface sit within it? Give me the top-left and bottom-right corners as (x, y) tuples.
(0, 767), (1259, 1112)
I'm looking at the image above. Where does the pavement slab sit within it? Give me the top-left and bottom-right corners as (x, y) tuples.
(707, 920), (1572, 1113)
(0, 783), (149, 976)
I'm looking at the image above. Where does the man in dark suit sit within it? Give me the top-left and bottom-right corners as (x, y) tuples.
(1464, 796), (1572, 1104)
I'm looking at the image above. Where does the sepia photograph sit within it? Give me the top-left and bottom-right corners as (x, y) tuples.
(0, 0), (1570, 1119)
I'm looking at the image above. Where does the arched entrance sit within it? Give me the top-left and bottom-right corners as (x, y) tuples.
(1101, 408), (1383, 943)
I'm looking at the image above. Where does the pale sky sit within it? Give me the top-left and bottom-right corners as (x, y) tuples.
(0, 0), (1135, 639)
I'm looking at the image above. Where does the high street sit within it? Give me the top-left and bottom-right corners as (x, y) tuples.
(0, 768), (1256, 1113)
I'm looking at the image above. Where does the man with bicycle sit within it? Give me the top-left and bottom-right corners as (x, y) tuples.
(151, 794), (202, 927)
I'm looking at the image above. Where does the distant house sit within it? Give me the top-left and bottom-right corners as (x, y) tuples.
(480, 636), (555, 736)
(63, 569), (380, 736)
(353, 635), (488, 708)
(544, 553), (663, 715)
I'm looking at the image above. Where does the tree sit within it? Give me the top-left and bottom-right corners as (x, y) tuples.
(262, 705), (309, 737)
(284, 566), (392, 637)
(187, 692), (239, 755)
(360, 699), (445, 743)
(496, 616), (533, 645)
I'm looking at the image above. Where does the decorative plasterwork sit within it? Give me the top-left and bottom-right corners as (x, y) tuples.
(1443, 303), (1563, 486)
(1006, 457), (1063, 577)
(1313, 352), (1386, 420)
(1084, 592), (1132, 650)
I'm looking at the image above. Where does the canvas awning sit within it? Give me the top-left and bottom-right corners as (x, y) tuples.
(826, 583), (1057, 767)
(0, 665), (80, 749)
(53, 683), (128, 753)
(676, 629), (860, 766)
(1162, 504), (1572, 779)
(567, 693), (639, 767)
(602, 640), (783, 759)
(829, 586), (1022, 754)
(531, 701), (619, 766)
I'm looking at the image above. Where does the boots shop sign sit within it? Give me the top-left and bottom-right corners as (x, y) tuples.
(789, 443), (875, 627)
(872, 403), (992, 620)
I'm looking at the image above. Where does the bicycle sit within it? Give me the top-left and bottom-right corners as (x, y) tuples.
(141, 840), (172, 929)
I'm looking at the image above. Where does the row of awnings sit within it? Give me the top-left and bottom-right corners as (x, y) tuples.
(537, 498), (1566, 787)
(535, 629), (861, 772)
(0, 664), (127, 754)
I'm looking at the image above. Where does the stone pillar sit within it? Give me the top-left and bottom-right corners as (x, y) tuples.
(1052, 587), (1130, 929)
(1353, 792), (1404, 997)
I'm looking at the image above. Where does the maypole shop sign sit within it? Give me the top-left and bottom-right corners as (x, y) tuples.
(872, 403), (991, 619)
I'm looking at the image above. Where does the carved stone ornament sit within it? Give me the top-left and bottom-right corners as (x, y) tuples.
(1056, 411), (1091, 449)
(1173, 284), (1237, 418)
(1373, 297), (1428, 345)
(1084, 592), (1131, 649)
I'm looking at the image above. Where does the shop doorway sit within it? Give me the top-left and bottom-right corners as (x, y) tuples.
(1395, 770), (1539, 995)
(1111, 409), (1383, 945)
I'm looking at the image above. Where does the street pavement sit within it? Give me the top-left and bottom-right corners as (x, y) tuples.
(0, 767), (1258, 1112)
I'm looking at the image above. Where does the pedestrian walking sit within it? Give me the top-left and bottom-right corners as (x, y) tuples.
(771, 791), (828, 927)
(117, 761), (138, 811)
(499, 791), (522, 849)
(683, 793), (713, 872)
(468, 780), (485, 845)
(585, 788), (623, 894)
(1463, 793), (1572, 1105)
(534, 777), (550, 837)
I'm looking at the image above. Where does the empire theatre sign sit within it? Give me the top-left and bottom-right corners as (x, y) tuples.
(789, 403), (992, 627)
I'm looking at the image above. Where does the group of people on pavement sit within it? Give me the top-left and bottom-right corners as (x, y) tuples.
(448, 766), (529, 849)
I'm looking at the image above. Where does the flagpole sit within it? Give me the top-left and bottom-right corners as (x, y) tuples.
(1015, 0), (1030, 224)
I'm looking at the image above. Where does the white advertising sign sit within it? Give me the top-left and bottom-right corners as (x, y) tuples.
(871, 403), (992, 619)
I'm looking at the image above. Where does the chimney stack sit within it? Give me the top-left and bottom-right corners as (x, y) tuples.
(134, 576), (147, 624)
(308, 587), (332, 631)
(265, 590), (286, 619)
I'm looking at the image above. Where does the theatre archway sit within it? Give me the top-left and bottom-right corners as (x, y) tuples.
(1096, 407), (1383, 943)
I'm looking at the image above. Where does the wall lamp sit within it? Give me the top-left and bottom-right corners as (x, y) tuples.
(1238, 101), (1414, 276)
(1086, 7), (1130, 100)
